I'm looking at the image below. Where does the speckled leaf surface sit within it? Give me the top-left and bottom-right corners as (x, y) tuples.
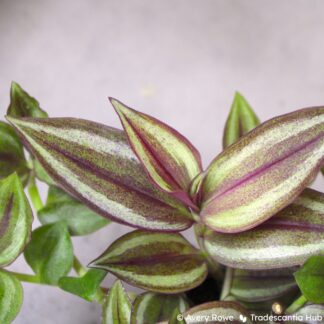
(7, 116), (193, 232)
(111, 98), (202, 207)
(0, 269), (23, 324)
(102, 280), (131, 324)
(0, 173), (33, 267)
(202, 188), (324, 269)
(90, 230), (207, 293)
(223, 92), (260, 148)
(201, 107), (324, 233)
(130, 292), (189, 324)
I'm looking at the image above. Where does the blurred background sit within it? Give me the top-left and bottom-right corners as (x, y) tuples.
(1, 0), (324, 323)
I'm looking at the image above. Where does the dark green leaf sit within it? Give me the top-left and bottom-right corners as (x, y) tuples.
(0, 270), (23, 324)
(131, 292), (189, 324)
(7, 82), (48, 118)
(59, 269), (106, 302)
(39, 186), (110, 236)
(90, 230), (208, 293)
(102, 280), (131, 324)
(0, 173), (33, 266)
(24, 221), (73, 284)
(294, 255), (324, 303)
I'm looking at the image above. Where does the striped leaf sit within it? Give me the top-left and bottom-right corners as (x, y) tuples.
(90, 230), (208, 293)
(181, 301), (252, 324)
(291, 304), (324, 324)
(0, 270), (23, 324)
(223, 92), (260, 148)
(111, 98), (202, 207)
(201, 106), (324, 233)
(202, 188), (324, 269)
(0, 173), (33, 266)
(131, 292), (189, 324)
(102, 280), (131, 324)
(6, 116), (193, 232)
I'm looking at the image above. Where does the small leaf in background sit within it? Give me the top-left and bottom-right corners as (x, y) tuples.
(223, 92), (260, 148)
(202, 188), (324, 269)
(24, 221), (73, 284)
(39, 186), (110, 236)
(102, 280), (131, 324)
(7, 82), (48, 118)
(33, 158), (56, 186)
(0, 173), (33, 266)
(111, 98), (202, 207)
(0, 270), (23, 324)
(181, 301), (252, 324)
(59, 269), (106, 302)
(90, 230), (208, 293)
(7, 116), (193, 232)
(131, 292), (189, 324)
(294, 255), (324, 303)
(0, 121), (29, 185)
(201, 106), (324, 233)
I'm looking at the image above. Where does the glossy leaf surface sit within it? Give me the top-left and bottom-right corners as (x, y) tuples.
(0, 121), (29, 185)
(131, 292), (189, 324)
(294, 255), (324, 303)
(39, 186), (109, 236)
(59, 269), (106, 302)
(111, 98), (202, 206)
(0, 270), (23, 324)
(7, 116), (193, 232)
(201, 106), (324, 233)
(181, 301), (252, 324)
(90, 230), (207, 293)
(223, 92), (260, 148)
(202, 188), (324, 269)
(0, 173), (33, 266)
(102, 280), (131, 324)
(7, 82), (48, 118)
(24, 222), (73, 284)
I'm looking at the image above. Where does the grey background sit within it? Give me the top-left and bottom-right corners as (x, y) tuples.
(1, 0), (324, 323)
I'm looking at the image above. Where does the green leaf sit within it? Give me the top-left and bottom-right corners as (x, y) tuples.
(111, 98), (202, 208)
(294, 256), (324, 303)
(168, 307), (186, 324)
(181, 301), (252, 324)
(7, 116), (193, 232)
(7, 82), (48, 118)
(131, 292), (189, 324)
(59, 269), (106, 302)
(0, 121), (29, 185)
(102, 280), (131, 324)
(90, 230), (207, 293)
(0, 173), (33, 266)
(0, 269), (23, 324)
(24, 221), (73, 284)
(39, 186), (110, 236)
(201, 106), (324, 233)
(223, 92), (260, 148)
(202, 188), (324, 269)
(33, 158), (56, 186)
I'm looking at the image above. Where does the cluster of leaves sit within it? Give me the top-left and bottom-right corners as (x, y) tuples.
(1, 83), (324, 324)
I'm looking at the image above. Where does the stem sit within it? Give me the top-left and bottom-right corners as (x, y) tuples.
(285, 295), (308, 314)
(220, 267), (234, 300)
(10, 271), (53, 285)
(73, 256), (87, 276)
(28, 175), (43, 212)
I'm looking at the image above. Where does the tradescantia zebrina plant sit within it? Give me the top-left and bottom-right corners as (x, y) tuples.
(1, 83), (324, 324)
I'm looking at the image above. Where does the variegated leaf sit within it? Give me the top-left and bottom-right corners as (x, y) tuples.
(0, 173), (33, 266)
(290, 304), (324, 324)
(201, 106), (324, 233)
(6, 116), (193, 232)
(181, 301), (252, 324)
(202, 188), (324, 269)
(131, 292), (189, 324)
(90, 230), (208, 293)
(223, 92), (260, 148)
(102, 280), (131, 324)
(111, 98), (202, 207)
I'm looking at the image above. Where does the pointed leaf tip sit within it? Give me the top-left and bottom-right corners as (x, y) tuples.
(110, 98), (202, 208)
